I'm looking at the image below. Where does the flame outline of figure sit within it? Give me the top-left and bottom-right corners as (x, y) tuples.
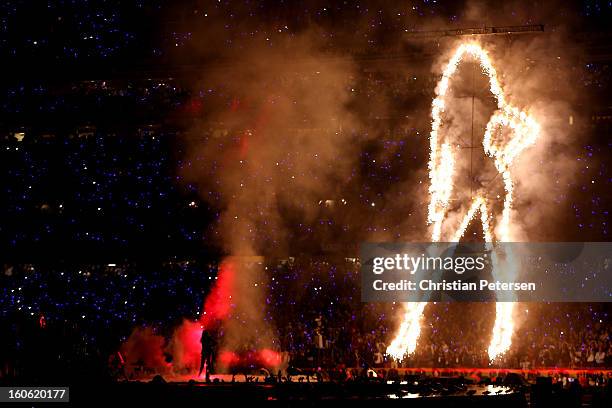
(387, 43), (540, 362)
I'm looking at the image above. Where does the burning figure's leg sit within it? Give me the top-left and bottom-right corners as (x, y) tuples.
(386, 302), (427, 360)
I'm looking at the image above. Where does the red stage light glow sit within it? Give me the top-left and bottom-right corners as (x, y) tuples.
(200, 259), (235, 329)
(257, 349), (281, 368)
(218, 350), (241, 366)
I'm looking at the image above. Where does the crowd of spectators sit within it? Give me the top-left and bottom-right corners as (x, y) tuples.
(0, 258), (610, 383)
(1, 1), (611, 63)
(0, 261), (211, 380)
(268, 259), (611, 370)
(0, 131), (217, 259)
(0, 0), (610, 387)
(0, 66), (609, 381)
(0, 59), (609, 255)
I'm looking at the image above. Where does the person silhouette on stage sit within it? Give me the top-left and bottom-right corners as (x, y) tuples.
(199, 328), (216, 379)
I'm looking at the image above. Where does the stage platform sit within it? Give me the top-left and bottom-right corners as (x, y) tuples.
(65, 379), (526, 407)
(126, 366), (612, 385)
(5, 370), (609, 407)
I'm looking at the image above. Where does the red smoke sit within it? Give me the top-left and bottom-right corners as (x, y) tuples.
(120, 327), (167, 369)
(200, 259), (235, 329)
(217, 349), (281, 370)
(184, 97), (203, 115)
(153, 260), (236, 374)
(119, 259), (283, 375)
(232, 96), (275, 160)
(257, 349), (281, 367)
(239, 130), (250, 158)
(168, 319), (203, 370)
(196, 259), (282, 370)
(218, 350), (241, 366)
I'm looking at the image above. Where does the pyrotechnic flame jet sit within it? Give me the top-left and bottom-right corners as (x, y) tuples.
(386, 43), (540, 362)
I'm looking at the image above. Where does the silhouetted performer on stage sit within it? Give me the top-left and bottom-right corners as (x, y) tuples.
(199, 329), (216, 378)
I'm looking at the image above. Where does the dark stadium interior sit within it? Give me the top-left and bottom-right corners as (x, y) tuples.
(0, 0), (611, 406)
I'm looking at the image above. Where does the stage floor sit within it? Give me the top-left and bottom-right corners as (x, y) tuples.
(133, 373), (316, 383)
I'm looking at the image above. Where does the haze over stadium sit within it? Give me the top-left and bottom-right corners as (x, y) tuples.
(0, 0), (610, 406)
